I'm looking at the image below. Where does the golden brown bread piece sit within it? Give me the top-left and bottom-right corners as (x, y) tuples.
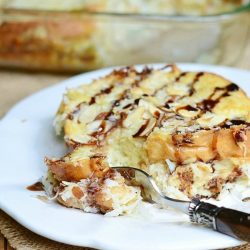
(46, 168), (142, 215)
(45, 156), (109, 182)
(45, 145), (110, 182)
(146, 125), (250, 164)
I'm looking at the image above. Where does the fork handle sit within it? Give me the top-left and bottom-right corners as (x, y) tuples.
(189, 198), (250, 242)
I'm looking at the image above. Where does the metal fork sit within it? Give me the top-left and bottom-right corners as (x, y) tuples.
(113, 166), (250, 242)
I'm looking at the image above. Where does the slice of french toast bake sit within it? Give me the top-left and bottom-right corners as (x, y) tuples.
(44, 65), (250, 215)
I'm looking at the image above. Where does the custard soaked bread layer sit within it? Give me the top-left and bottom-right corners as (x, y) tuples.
(45, 65), (250, 214)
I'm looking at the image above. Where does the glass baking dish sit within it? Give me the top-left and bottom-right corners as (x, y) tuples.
(0, 5), (250, 73)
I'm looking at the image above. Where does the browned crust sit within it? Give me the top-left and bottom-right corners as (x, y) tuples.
(177, 166), (194, 196)
(207, 177), (224, 196)
(175, 164), (243, 199)
(45, 156), (109, 182)
(146, 126), (250, 164)
(55, 168), (124, 213)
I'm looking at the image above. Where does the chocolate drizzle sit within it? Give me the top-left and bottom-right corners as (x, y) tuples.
(94, 112), (110, 120)
(89, 86), (114, 105)
(189, 72), (204, 96)
(164, 103), (170, 109)
(134, 98), (140, 105)
(220, 120), (250, 128)
(90, 121), (106, 137)
(67, 103), (81, 120)
(226, 83), (239, 92)
(161, 72), (204, 109)
(133, 120), (150, 137)
(234, 129), (247, 143)
(198, 83), (239, 112)
(65, 66), (245, 150)
(86, 68), (153, 144)
(176, 72), (187, 82)
(151, 69), (187, 97)
(27, 182), (44, 191)
(177, 105), (198, 112)
(162, 80), (243, 164)
(133, 67), (153, 87)
(113, 66), (133, 78)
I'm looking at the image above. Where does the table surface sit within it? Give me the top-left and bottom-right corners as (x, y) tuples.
(0, 42), (250, 249)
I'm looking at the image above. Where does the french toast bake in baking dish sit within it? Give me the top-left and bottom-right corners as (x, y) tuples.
(0, 0), (248, 14)
(44, 65), (250, 216)
(0, 0), (250, 71)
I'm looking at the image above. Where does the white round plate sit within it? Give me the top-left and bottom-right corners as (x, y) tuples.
(1, 63), (249, 250)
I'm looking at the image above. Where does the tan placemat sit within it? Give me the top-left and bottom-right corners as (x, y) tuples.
(0, 210), (92, 250)
(1, 41), (250, 249)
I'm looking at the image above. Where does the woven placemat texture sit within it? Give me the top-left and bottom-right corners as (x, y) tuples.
(0, 39), (250, 249)
(0, 210), (93, 250)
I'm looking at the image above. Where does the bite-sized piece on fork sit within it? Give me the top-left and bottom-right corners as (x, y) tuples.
(43, 168), (142, 216)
